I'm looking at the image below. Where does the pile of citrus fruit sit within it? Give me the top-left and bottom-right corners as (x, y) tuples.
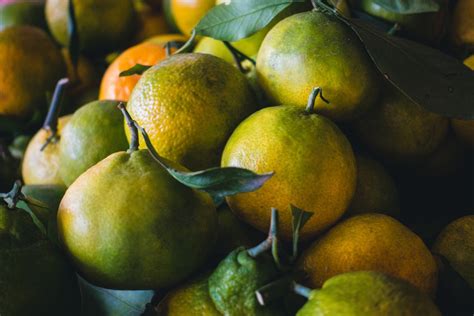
(0, 0), (472, 315)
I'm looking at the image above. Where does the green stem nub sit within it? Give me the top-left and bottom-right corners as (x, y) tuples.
(41, 78), (70, 151)
(387, 23), (401, 36)
(255, 277), (293, 306)
(0, 180), (23, 209)
(305, 87), (329, 114)
(293, 282), (312, 299)
(118, 103), (139, 153)
(248, 208), (279, 258)
(222, 41), (256, 74)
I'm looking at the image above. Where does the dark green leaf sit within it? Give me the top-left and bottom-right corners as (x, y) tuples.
(67, 0), (79, 71)
(369, 0), (439, 14)
(195, 0), (305, 42)
(344, 16), (474, 119)
(78, 276), (155, 316)
(290, 204), (314, 261)
(119, 64), (152, 77)
(15, 200), (47, 236)
(136, 123), (273, 204)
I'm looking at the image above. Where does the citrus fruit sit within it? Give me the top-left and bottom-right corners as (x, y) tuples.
(0, 26), (66, 119)
(58, 100), (129, 186)
(126, 53), (257, 170)
(156, 274), (221, 315)
(45, 0), (136, 54)
(297, 271), (441, 316)
(347, 154), (400, 217)
(58, 147), (217, 289)
(353, 85), (449, 164)
(145, 33), (188, 45)
(464, 54), (474, 69)
(432, 215), (474, 288)
(257, 11), (380, 121)
(22, 115), (71, 186)
(163, 0), (215, 36)
(0, 0), (47, 32)
(451, 0), (474, 50)
(99, 39), (180, 102)
(133, 3), (170, 43)
(221, 91), (356, 240)
(61, 49), (100, 112)
(357, 0), (448, 43)
(297, 213), (438, 296)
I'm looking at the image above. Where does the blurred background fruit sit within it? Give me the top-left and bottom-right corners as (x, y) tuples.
(432, 215), (474, 288)
(99, 35), (186, 102)
(45, 0), (136, 55)
(355, 0), (449, 44)
(353, 85), (449, 164)
(58, 100), (128, 186)
(257, 11), (380, 121)
(0, 26), (66, 121)
(22, 115), (71, 186)
(297, 214), (438, 296)
(163, 0), (215, 36)
(133, 1), (170, 43)
(346, 154), (400, 217)
(450, 0), (474, 51)
(222, 102), (356, 240)
(0, 0), (47, 32)
(126, 53), (257, 170)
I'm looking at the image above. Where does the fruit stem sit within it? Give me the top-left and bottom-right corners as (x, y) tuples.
(387, 23), (401, 36)
(312, 0), (338, 16)
(165, 42), (172, 58)
(41, 78), (70, 151)
(248, 208), (279, 258)
(222, 41), (256, 74)
(174, 29), (196, 55)
(0, 180), (22, 209)
(118, 103), (139, 153)
(290, 205), (314, 263)
(255, 276), (293, 306)
(292, 282), (312, 299)
(305, 87), (329, 114)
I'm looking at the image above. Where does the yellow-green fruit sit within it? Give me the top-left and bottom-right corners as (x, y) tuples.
(257, 11), (380, 121)
(464, 55), (474, 69)
(432, 215), (474, 288)
(126, 53), (257, 170)
(156, 275), (220, 315)
(347, 154), (399, 217)
(0, 26), (66, 119)
(297, 271), (441, 316)
(59, 100), (129, 186)
(297, 214), (438, 296)
(221, 105), (356, 240)
(22, 116), (71, 186)
(45, 0), (136, 54)
(58, 149), (217, 289)
(353, 85), (449, 164)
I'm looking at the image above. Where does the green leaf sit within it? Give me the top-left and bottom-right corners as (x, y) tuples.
(15, 200), (47, 236)
(370, 0), (440, 14)
(119, 64), (152, 77)
(195, 0), (305, 42)
(67, 0), (79, 72)
(78, 276), (155, 315)
(344, 17), (474, 119)
(290, 204), (314, 261)
(136, 123), (273, 205)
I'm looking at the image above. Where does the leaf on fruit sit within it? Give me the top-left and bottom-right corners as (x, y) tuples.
(344, 17), (474, 119)
(195, 0), (306, 41)
(290, 205), (313, 261)
(371, 0), (440, 14)
(119, 64), (152, 77)
(136, 123), (273, 205)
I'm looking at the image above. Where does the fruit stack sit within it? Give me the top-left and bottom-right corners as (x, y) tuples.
(0, 0), (472, 315)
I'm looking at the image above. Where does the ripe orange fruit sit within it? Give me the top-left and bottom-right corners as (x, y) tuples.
(99, 35), (186, 102)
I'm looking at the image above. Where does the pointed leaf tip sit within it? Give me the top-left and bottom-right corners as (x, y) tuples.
(119, 64), (152, 77)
